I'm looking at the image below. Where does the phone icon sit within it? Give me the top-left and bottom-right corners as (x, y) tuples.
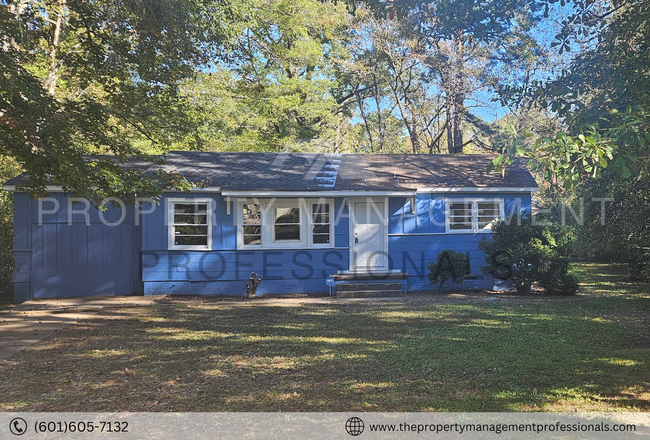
(9, 417), (27, 436)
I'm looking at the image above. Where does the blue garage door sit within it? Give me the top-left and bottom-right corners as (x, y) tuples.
(32, 221), (135, 298)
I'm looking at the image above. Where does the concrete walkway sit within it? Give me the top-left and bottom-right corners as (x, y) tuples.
(0, 296), (163, 361)
(0, 295), (406, 360)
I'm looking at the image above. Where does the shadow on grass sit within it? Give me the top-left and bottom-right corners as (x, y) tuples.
(574, 263), (650, 296)
(0, 291), (648, 412)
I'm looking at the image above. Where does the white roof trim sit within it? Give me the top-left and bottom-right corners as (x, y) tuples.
(417, 187), (538, 193)
(4, 184), (536, 194)
(221, 190), (417, 197)
(3, 184), (65, 192)
(186, 186), (222, 192)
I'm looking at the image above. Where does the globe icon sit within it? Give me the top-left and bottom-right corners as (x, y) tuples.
(345, 417), (364, 436)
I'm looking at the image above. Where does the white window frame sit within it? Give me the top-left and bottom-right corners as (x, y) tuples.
(308, 199), (335, 248)
(236, 198), (335, 249)
(241, 201), (263, 248)
(167, 198), (214, 251)
(445, 198), (505, 234)
(267, 199), (306, 248)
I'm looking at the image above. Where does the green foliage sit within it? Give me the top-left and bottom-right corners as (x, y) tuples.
(1, 0), (238, 203)
(486, 0), (650, 284)
(0, 156), (21, 301)
(349, 1), (548, 154)
(491, 0), (650, 188)
(173, 0), (354, 153)
(479, 218), (578, 295)
(536, 257), (579, 296)
(427, 249), (470, 291)
(570, 170), (650, 281)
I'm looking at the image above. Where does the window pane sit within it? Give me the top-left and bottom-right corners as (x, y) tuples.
(313, 234), (330, 244)
(275, 224), (300, 240)
(312, 213), (330, 224)
(174, 236), (208, 246)
(243, 204), (261, 224)
(244, 235), (261, 245)
(171, 202), (210, 248)
(477, 202), (501, 229)
(242, 203), (262, 246)
(174, 225), (208, 236)
(312, 203), (330, 244)
(313, 224), (329, 234)
(243, 225), (261, 235)
(174, 203), (207, 214)
(312, 204), (330, 214)
(174, 214), (207, 225)
(449, 202), (472, 230)
(275, 207), (300, 224)
(312, 204), (329, 223)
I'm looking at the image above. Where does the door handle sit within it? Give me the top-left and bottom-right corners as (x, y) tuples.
(355, 237), (359, 244)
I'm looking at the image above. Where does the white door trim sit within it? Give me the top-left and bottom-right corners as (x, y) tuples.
(349, 197), (389, 272)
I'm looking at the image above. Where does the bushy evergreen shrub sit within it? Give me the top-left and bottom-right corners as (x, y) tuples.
(479, 217), (578, 295)
(427, 249), (471, 291)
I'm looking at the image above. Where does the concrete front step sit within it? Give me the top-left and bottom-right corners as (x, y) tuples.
(333, 272), (408, 281)
(337, 290), (404, 298)
(336, 282), (403, 292)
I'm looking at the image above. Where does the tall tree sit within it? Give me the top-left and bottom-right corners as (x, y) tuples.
(174, 0), (355, 153)
(349, 0), (546, 154)
(417, 0), (545, 153)
(0, 0), (237, 203)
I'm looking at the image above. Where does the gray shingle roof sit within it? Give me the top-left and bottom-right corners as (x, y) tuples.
(160, 152), (537, 191)
(5, 152), (538, 191)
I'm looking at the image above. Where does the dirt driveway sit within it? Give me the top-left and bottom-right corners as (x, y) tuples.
(0, 296), (162, 360)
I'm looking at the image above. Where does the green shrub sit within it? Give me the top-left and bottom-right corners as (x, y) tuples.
(536, 256), (579, 295)
(428, 249), (471, 291)
(479, 217), (578, 295)
(0, 157), (19, 303)
(628, 249), (650, 282)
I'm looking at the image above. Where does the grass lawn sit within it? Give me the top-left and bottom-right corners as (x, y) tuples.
(0, 263), (648, 412)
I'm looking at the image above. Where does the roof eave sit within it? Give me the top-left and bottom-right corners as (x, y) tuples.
(416, 186), (538, 193)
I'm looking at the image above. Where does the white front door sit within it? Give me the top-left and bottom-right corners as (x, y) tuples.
(351, 198), (387, 271)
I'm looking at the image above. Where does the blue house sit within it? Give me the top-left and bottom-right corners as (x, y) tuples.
(4, 152), (537, 302)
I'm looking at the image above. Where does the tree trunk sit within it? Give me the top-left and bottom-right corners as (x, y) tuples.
(446, 101), (454, 154)
(452, 91), (465, 154)
(372, 80), (385, 153)
(44, 0), (66, 97)
(392, 83), (419, 153)
(451, 35), (465, 154)
(356, 90), (375, 151)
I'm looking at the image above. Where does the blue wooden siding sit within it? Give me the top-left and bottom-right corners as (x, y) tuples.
(12, 190), (532, 300)
(142, 194), (350, 251)
(13, 193), (142, 300)
(388, 193), (532, 290)
(139, 194), (350, 295)
(13, 193), (33, 302)
(389, 193), (531, 234)
(142, 249), (349, 296)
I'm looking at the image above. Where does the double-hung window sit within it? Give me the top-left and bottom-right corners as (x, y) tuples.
(446, 199), (504, 233)
(273, 206), (301, 242)
(167, 198), (213, 250)
(311, 202), (332, 246)
(242, 203), (262, 246)
(237, 199), (334, 249)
